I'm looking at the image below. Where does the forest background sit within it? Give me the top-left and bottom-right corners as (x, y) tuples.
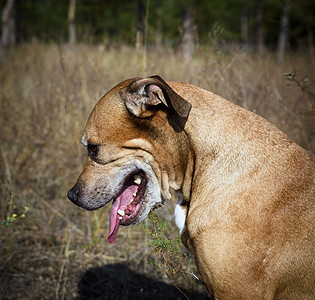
(1, 0), (315, 57)
(0, 0), (314, 299)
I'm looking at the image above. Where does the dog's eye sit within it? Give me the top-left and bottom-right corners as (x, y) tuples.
(87, 144), (99, 158)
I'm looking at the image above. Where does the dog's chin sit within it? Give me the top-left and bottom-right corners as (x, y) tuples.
(74, 198), (109, 211)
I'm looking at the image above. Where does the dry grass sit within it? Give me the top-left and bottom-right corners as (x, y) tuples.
(0, 41), (314, 299)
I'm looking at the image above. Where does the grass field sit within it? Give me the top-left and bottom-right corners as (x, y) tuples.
(0, 41), (314, 299)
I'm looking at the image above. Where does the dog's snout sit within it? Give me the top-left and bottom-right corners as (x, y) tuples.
(67, 184), (80, 203)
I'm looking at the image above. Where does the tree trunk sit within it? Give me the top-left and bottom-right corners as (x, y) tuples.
(155, 7), (163, 52)
(277, 0), (290, 63)
(255, 0), (264, 55)
(241, 8), (249, 46)
(308, 28), (314, 64)
(1, 0), (16, 48)
(68, 0), (76, 45)
(136, 0), (144, 52)
(181, 6), (195, 60)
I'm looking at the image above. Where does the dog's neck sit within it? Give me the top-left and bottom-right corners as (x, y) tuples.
(177, 88), (296, 212)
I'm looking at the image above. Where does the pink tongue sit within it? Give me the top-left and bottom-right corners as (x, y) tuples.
(108, 184), (138, 244)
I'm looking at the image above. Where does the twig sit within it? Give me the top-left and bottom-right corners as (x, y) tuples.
(39, 198), (84, 235)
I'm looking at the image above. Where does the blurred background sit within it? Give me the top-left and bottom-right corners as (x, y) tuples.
(0, 0), (314, 299)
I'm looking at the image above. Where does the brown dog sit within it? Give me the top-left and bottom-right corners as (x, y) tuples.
(68, 75), (315, 299)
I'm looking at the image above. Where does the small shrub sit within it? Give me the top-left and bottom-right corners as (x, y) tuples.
(2, 191), (30, 228)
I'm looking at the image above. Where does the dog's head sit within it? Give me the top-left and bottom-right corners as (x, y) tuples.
(67, 75), (191, 243)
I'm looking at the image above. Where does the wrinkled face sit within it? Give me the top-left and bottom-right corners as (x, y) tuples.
(67, 76), (191, 244)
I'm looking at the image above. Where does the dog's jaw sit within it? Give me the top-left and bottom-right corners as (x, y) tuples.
(108, 172), (147, 243)
(69, 156), (163, 243)
(107, 160), (163, 243)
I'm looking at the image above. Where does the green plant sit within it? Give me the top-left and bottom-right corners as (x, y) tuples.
(145, 212), (182, 278)
(2, 191), (30, 228)
(145, 212), (193, 298)
(285, 71), (315, 116)
(145, 212), (207, 299)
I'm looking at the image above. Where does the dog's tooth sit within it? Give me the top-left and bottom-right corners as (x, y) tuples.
(130, 198), (134, 203)
(132, 193), (137, 197)
(119, 216), (122, 220)
(117, 209), (125, 216)
(133, 175), (142, 185)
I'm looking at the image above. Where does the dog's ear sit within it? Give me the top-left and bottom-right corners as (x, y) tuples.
(120, 75), (192, 119)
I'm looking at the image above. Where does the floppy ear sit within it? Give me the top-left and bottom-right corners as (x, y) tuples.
(119, 75), (192, 119)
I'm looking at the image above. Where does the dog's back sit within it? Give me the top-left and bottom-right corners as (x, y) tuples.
(169, 82), (315, 299)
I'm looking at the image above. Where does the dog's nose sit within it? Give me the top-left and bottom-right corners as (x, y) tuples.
(67, 184), (80, 203)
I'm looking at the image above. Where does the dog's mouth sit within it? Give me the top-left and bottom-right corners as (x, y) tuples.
(108, 171), (147, 244)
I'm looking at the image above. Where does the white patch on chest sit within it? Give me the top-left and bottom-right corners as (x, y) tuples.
(174, 192), (186, 236)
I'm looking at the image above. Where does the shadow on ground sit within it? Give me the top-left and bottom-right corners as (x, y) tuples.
(78, 263), (210, 300)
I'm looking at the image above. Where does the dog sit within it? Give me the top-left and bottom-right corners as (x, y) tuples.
(68, 75), (315, 299)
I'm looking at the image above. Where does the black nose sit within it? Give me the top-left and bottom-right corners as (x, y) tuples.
(67, 184), (80, 203)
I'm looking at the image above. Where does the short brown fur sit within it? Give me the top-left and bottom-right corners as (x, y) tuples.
(68, 76), (315, 299)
